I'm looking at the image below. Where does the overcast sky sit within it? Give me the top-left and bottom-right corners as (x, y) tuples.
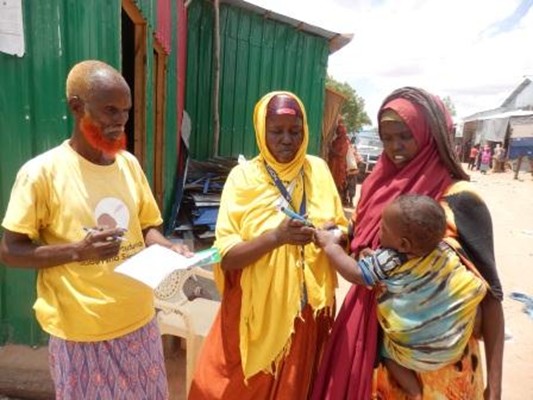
(247, 0), (533, 125)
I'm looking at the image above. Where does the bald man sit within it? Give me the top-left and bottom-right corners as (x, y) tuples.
(0, 60), (190, 399)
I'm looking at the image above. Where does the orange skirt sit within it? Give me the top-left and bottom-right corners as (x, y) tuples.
(189, 271), (333, 400)
(373, 337), (484, 399)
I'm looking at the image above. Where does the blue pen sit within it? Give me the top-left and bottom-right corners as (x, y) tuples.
(279, 206), (314, 227)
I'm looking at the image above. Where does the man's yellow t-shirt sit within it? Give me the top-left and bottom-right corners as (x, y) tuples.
(2, 140), (163, 341)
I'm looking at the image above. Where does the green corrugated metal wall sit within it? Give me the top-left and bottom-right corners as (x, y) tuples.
(186, 0), (329, 160)
(162, 2), (180, 224)
(0, 0), (180, 345)
(135, 0), (156, 189)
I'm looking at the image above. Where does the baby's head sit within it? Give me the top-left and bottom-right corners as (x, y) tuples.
(380, 194), (446, 257)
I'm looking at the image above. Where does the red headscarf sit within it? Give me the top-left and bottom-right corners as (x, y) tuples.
(351, 96), (456, 254)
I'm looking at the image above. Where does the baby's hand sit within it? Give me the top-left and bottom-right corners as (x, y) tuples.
(358, 247), (374, 260)
(314, 229), (342, 248)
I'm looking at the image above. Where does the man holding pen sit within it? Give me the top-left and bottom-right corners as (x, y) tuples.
(0, 60), (191, 399)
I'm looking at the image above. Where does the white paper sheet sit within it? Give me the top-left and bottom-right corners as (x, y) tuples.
(115, 244), (214, 289)
(0, 0), (25, 57)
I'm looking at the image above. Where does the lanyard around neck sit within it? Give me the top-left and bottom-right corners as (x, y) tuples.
(264, 162), (306, 216)
(265, 162), (309, 304)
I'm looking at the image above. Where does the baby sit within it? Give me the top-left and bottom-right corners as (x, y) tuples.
(315, 194), (487, 399)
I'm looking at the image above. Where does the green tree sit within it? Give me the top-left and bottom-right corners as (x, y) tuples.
(441, 95), (457, 117)
(326, 75), (371, 132)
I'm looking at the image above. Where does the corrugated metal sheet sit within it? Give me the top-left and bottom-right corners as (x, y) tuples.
(161, 0), (181, 222)
(221, 0), (353, 54)
(186, 0), (329, 160)
(156, 0), (172, 53)
(0, 0), (182, 345)
(132, 1), (179, 209)
(501, 78), (533, 108)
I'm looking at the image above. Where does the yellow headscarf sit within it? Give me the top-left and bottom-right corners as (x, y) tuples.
(214, 91), (347, 379)
(253, 91), (309, 181)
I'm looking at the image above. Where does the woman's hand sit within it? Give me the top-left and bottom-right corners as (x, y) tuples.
(274, 217), (315, 246)
(220, 217), (314, 271)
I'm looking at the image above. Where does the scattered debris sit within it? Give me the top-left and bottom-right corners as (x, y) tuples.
(505, 329), (513, 341)
(509, 291), (533, 319)
(171, 157), (237, 244)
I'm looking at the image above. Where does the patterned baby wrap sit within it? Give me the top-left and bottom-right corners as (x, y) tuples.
(365, 242), (486, 371)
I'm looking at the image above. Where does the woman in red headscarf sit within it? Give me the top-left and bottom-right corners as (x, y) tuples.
(311, 87), (504, 399)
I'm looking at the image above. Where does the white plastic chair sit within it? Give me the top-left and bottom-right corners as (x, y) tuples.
(154, 266), (220, 395)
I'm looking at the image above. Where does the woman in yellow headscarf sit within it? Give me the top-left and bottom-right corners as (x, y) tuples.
(189, 91), (347, 399)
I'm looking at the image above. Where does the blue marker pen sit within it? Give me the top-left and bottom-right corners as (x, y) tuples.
(279, 206), (314, 227)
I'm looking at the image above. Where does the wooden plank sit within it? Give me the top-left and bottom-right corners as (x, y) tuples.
(122, 0), (145, 24)
(134, 23), (147, 167)
(153, 38), (168, 210)
(122, 0), (147, 168)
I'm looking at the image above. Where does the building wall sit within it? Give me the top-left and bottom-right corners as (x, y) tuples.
(510, 116), (533, 138)
(185, 0), (329, 160)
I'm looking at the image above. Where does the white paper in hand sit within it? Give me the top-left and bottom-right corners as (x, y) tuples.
(115, 244), (214, 289)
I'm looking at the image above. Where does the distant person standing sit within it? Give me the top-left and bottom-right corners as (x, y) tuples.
(468, 144), (479, 170)
(328, 116), (352, 206)
(454, 143), (462, 161)
(480, 145), (492, 174)
(345, 140), (362, 207)
(492, 144), (505, 173)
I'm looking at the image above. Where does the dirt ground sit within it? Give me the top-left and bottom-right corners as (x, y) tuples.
(1, 165), (532, 400)
(468, 166), (533, 398)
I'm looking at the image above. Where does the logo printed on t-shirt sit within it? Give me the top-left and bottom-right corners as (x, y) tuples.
(94, 197), (130, 229)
